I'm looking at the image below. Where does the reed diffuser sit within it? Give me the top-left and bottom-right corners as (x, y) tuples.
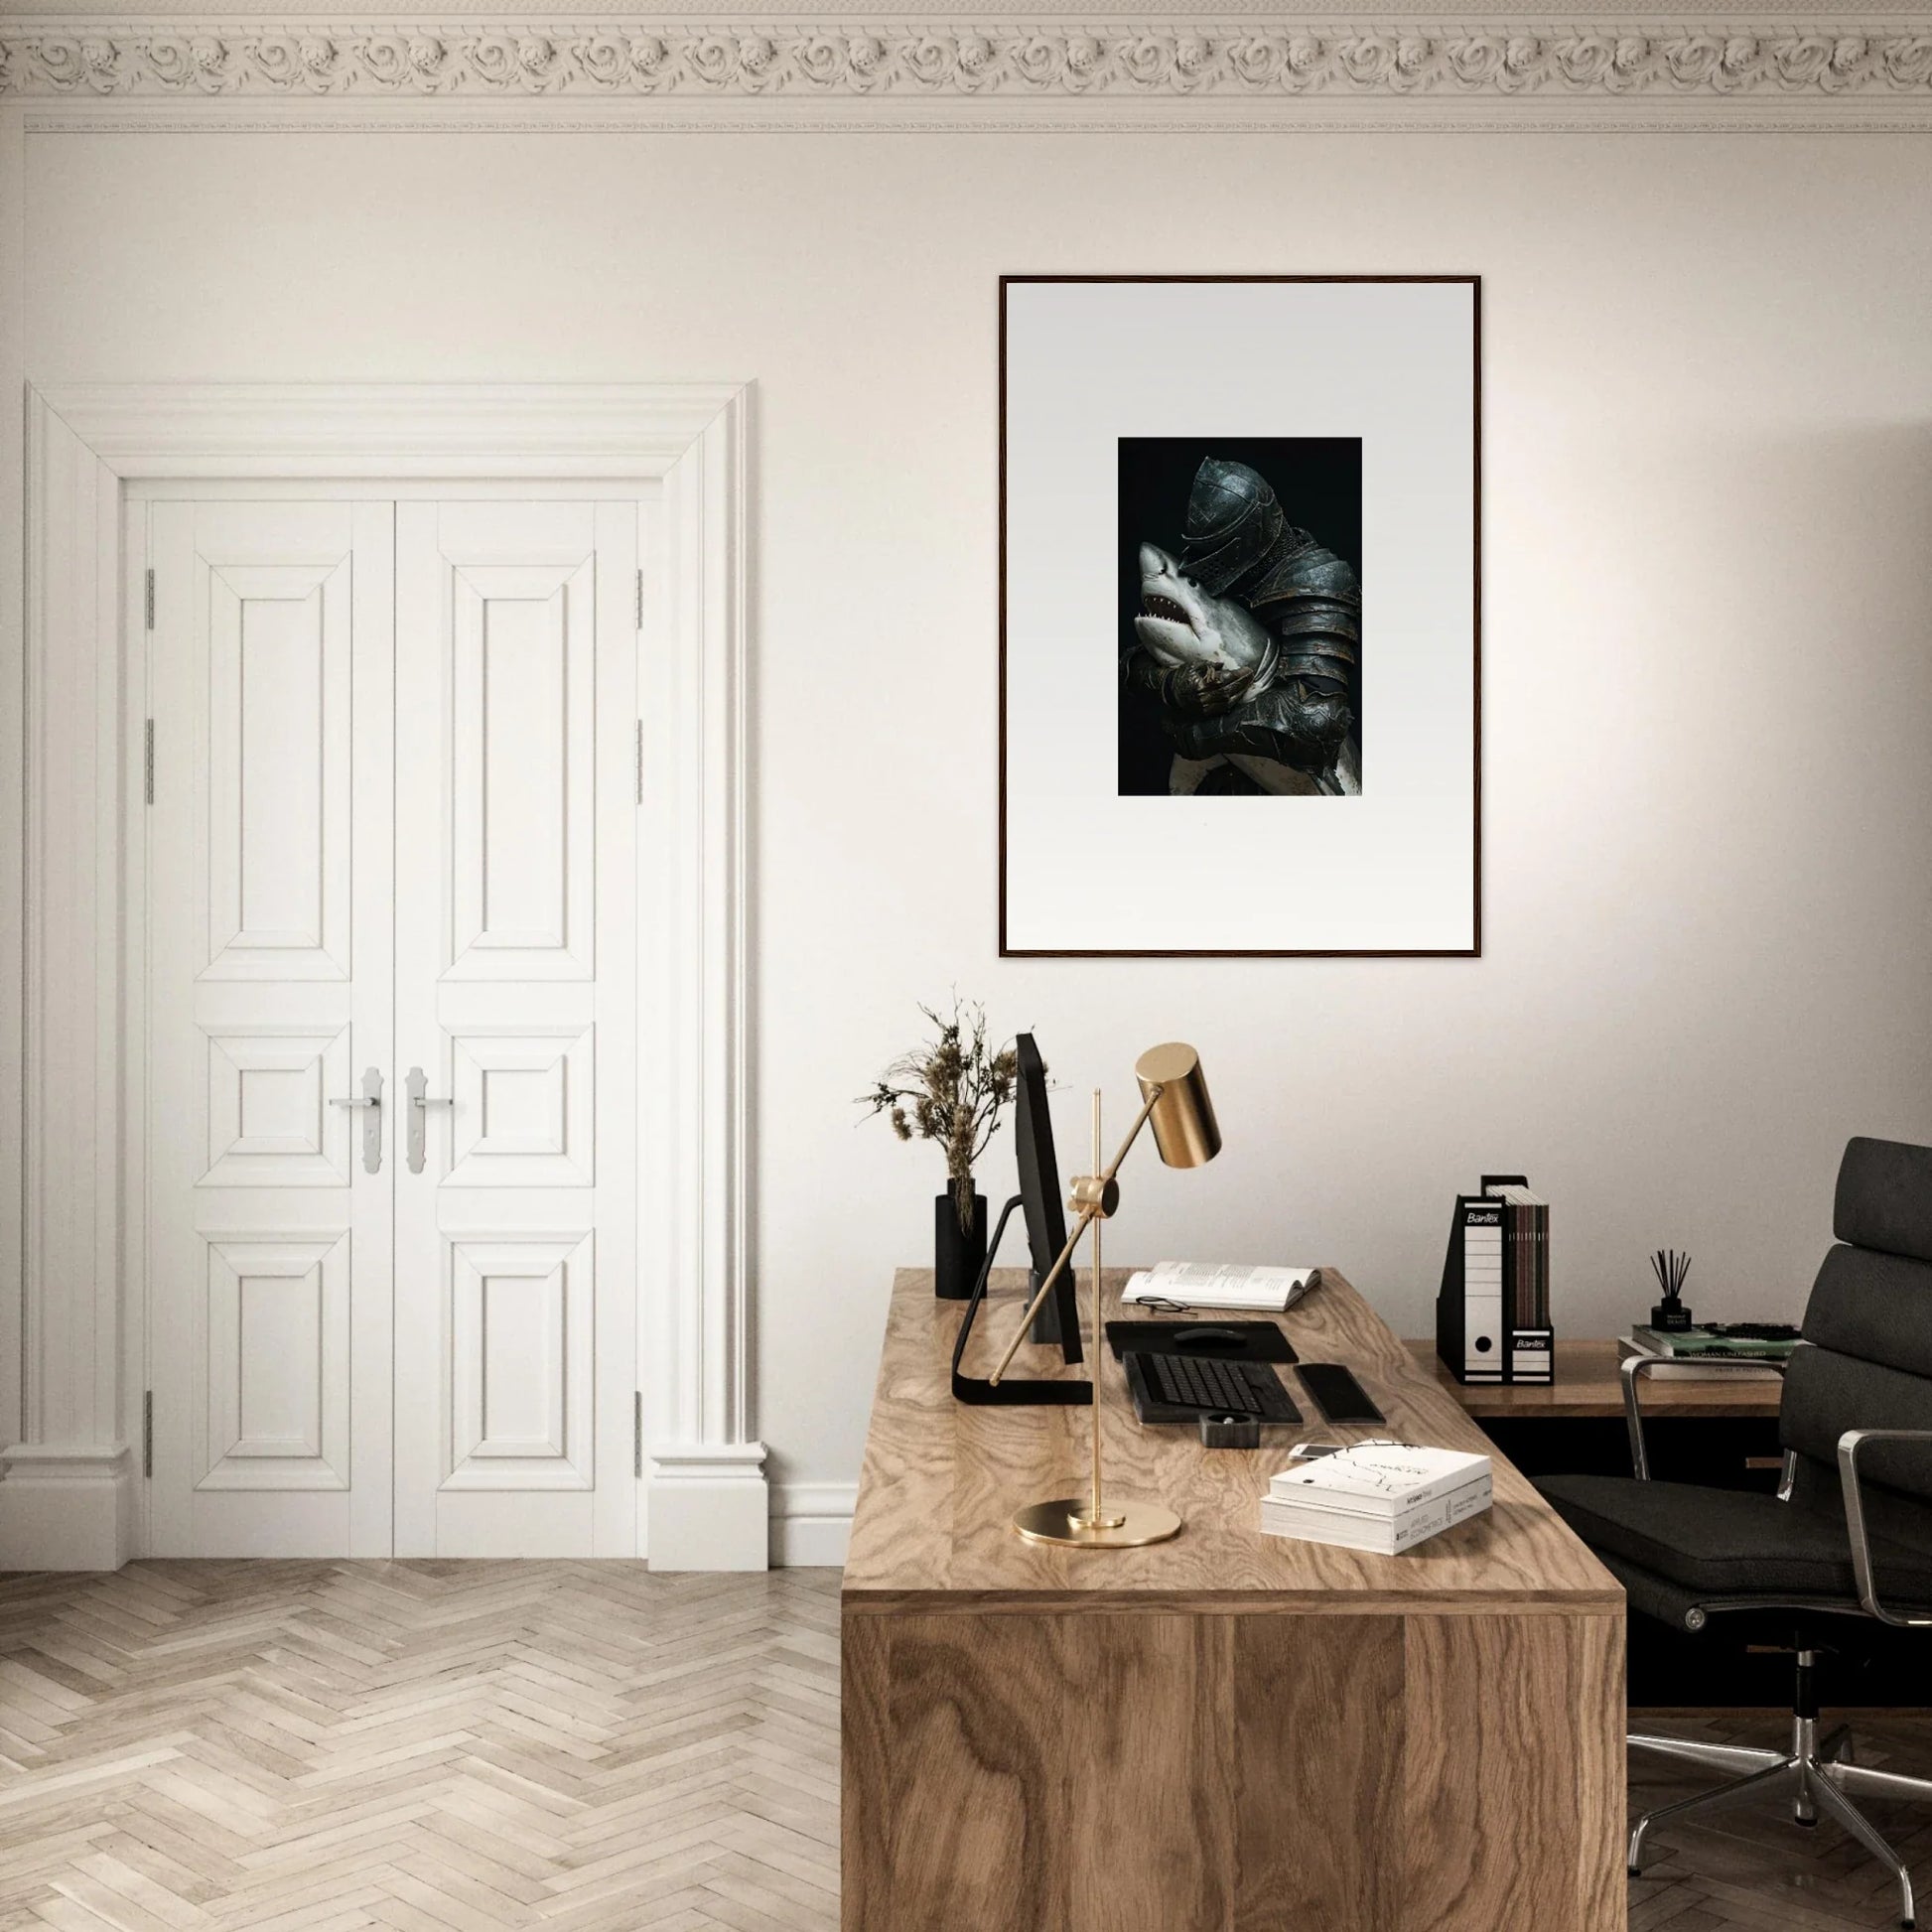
(1650, 1248), (1694, 1332)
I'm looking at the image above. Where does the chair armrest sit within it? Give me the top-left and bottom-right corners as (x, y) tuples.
(1837, 1429), (1932, 1627)
(1620, 1351), (1788, 1481)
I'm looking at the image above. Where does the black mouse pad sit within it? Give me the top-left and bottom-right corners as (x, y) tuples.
(1105, 1320), (1297, 1364)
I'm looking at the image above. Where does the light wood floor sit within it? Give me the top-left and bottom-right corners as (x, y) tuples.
(0, 1564), (839, 1932)
(0, 1564), (1926, 1930)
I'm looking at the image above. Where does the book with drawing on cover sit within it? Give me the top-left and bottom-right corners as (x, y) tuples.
(1259, 1444), (1493, 1555)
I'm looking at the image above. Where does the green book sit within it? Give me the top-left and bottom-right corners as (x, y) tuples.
(1631, 1324), (1798, 1360)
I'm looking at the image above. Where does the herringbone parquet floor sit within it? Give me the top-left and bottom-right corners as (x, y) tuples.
(1, 1563), (1928, 1930)
(0, 1563), (839, 1932)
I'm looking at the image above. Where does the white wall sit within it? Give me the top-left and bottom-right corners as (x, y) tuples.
(21, 127), (1932, 1536)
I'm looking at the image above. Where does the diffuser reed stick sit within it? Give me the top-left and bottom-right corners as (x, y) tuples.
(1649, 1248), (1693, 1330)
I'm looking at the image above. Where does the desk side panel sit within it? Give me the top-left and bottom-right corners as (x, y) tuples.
(1234, 1614), (1406, 1931)
(841, 1605), (1622, 1932)
(840, 1612), (891, 1932)
(1404, 1611), (1626, 1932)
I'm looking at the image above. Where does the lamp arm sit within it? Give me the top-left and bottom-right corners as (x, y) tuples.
(1097, 1085), (1164, 1188)
(986, 1084), (1165, 1387)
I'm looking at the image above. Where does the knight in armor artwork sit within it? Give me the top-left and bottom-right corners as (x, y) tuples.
(1119, 441), (1362, 798)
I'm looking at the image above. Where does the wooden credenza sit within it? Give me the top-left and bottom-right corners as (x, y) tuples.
(842, 1268), (1627, 1932)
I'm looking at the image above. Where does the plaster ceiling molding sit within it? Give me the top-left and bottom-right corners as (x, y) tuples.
(2, 16), (1931, 121)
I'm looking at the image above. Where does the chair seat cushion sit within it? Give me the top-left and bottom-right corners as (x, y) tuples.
(1537, 1473), (1932, 1602)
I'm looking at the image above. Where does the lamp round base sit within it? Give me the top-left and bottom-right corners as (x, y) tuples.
(1011, 1497), (1182, 1549)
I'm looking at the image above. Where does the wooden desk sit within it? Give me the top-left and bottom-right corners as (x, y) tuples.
(1409, 1337), (1784, 1420)
(843, 1269), (1625, 1932)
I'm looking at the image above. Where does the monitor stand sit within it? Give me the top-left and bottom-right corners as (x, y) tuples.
(951, 1196), (1091, 1407)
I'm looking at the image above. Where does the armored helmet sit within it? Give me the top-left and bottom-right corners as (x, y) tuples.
(1179, 458), (1287, 597)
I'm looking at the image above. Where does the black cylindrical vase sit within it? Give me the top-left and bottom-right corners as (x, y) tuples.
(934, 1187), (988, 1300)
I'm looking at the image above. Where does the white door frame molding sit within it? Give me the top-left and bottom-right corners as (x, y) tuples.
(3, 382), (763, 1572)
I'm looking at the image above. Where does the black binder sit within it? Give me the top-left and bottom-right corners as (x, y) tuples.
(1436, 1173), (1553, 1386)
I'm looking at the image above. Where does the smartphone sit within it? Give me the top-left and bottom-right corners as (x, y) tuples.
(1297, 1363), (1386, 1426)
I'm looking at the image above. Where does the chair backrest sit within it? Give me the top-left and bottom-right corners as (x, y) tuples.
(1781, 1138), (1932, 1525)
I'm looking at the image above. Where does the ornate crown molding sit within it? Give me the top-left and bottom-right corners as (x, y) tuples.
(4, 16), (1931, 109)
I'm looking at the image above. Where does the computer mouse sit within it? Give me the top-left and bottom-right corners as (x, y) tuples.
(1173, 1325), (1245, 1350)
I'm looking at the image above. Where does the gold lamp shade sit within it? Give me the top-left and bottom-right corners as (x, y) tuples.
(1134, 1043), (1221, 1170)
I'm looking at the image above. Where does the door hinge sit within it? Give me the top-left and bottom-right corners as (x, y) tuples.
(634, 720), (644, 806)
(635, 568), (644, 631)
(633, 1392), (643, 1479)
(144, 568), (155, 631)
(143, 1391), (154, 1478)
(144, 720), (155, 805)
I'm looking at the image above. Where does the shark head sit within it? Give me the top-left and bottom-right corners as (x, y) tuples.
(1134, 543), (1273, 676)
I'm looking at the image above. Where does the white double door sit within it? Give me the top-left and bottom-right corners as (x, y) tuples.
(146, 495), (639, 1558)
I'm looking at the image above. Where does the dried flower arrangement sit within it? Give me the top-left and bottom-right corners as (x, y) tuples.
(860, 998), (1021, 1234)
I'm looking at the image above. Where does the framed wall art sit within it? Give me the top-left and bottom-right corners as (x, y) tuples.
(999, 275), (1480, 957)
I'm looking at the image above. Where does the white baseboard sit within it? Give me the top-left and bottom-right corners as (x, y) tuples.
(0, 1445), (135, 1571)
(646, 1442), (769, 1571)
(771, 1480), (855, 1569)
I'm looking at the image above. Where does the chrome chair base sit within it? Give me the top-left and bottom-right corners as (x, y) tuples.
(1630, 1708), (1932, 1929)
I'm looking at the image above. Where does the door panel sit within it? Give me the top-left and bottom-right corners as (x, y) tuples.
(147, 501), (394, 1557)
(203, 564), (352, 978)
(200, 1233), (349, 1490)
(393, 501), (637, 1557)
(449, 561), (594, 978)
(446, 1231), (594, 1488)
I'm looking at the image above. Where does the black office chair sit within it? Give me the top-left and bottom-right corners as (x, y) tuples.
(1539, 1136), (1932, 1930)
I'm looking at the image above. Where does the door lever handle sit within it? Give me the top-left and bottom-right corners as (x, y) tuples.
(405, 1066), (454, 1175)
(330, 1066), (385, 1173)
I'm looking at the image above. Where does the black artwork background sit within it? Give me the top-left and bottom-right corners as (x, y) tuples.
(1117, 437), (1362, 796)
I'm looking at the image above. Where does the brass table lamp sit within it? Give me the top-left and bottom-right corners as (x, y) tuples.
(988, 1042), (1221, 1549)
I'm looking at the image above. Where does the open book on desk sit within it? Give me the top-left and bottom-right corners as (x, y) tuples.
(1122, 1261), (1318, 1313)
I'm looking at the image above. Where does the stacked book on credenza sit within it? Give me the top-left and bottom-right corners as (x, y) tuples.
(1437, 1173), (1553, 1385)
(1616, 1322), (1800, 1382)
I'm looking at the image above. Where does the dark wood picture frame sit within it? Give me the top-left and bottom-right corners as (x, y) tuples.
(997, 273), (1482, 958)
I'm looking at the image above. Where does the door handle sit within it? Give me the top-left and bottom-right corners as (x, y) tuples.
(330, 1066), (385, 1174)
(405, 1065), (454, 1175)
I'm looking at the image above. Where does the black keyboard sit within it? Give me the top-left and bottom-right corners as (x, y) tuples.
(1132, 1351), (1302, 1423)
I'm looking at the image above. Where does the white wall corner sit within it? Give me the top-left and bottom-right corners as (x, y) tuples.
(647, 1443), (769, 1571)
(0, 1444), (134, 1571)
(770, 1480), (855, 1569)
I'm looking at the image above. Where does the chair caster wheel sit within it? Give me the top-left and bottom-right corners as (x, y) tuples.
(1795, 1816), (1818, 1829)
(1627, 1868), (1641, 1878)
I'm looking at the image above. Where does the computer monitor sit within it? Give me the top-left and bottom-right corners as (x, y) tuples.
(1014, 1034), (1083, 1363)
(948, 1031), (1089, 1405)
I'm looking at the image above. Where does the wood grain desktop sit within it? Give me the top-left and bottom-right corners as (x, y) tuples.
(842, 1268), (1627, 1932)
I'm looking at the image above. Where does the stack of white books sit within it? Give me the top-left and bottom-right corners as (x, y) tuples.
(1121, 1261), (1317, 1312)
(1260, 1444), (1493, 1555)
